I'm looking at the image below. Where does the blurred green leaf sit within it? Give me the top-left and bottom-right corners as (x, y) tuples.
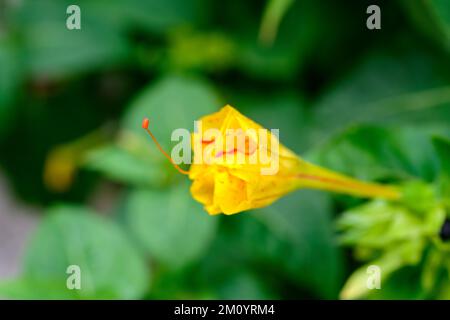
(367, 266), (426, 300)
(337, 200), (424, 249)
(433, 136), (450, 206)
(215, 191), (342, 299)
(0, 205), (150, 299)
(310, 51), (450, 144)
(400, 181), (438, 214)
(255, 191), (342, 299)
(0, 35), (21, 137)
(237, 0), (326, 80)
(166, 29), (236, 72)
(433, 136), (450, 174)
(93, 0), (209, 34)
(421, 248), (445, 294)
(259, 0), (295, 46)
(122, 74), (221, 149)
(215, 272), (275, 299)
(340, 255), (404, 300)
(83, 143), (169, 187)
(308, 125), (440, 183)
(401, 0), (450, 51)
(237, 92), (309, 153)
(13, 0), (129, 77)
(125, 182), (218, 270)
(342, 259), (426, 300)
(338, 181), (447, 299)
(0, 278), (78, 300)
(115, 75), (221, 186)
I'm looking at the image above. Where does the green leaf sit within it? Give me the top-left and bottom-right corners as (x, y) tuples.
(337, 200), (424, 249)
(237, 0), (332, 80)
(308, 125), (440, 182)
(400, 181), (438, 214)
(310, 51), (450, 144)
(421, 248), (445, 294)
(0, 205), (150, 299)
(432, 136), (450, 205)
(255, 191), (342, 299)
(0, 35), (21, 137)
(125, 182), (218, 270)
(342, 262), (425, 300)
(0, 278), (78, 300)
(100, 76), (221, 187)
(367, 266), (426, 300)
(237, 92), (309, 153)
(13, 0), (129, 77)
(166, 29), (236, 72)
(122, 74), (221, 149)
(401, 0), (450, 51)
(13, 0), (209, 77)
(259, 0), (296, 45)
(341, 238), (426, 300)
(216, 191), (342, 299)
(215, 272), (275, 300)
(433, 136), (450, 174)
(97, 0), (209, 34)
(340, 258), (399, 300)
(115, 75), (220, 186)
(83, 143), (170, 187)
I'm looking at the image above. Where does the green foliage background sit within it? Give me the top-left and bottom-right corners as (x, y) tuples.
(0, 0), (449, 299)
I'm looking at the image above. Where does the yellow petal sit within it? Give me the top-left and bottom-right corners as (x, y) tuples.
(188, 105), (400, 215)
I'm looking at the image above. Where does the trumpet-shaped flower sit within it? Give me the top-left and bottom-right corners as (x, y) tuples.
(142, 105), (400, 215)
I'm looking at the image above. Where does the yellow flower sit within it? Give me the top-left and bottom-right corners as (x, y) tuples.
(143, 105), (400, 215)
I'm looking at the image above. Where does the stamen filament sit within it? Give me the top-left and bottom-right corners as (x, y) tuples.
(142, 118), (189, 175)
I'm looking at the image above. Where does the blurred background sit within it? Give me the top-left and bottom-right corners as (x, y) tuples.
(0, 0), (449, 299)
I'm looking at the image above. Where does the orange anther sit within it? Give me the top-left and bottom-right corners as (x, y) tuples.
(142, 118), (149, 129)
